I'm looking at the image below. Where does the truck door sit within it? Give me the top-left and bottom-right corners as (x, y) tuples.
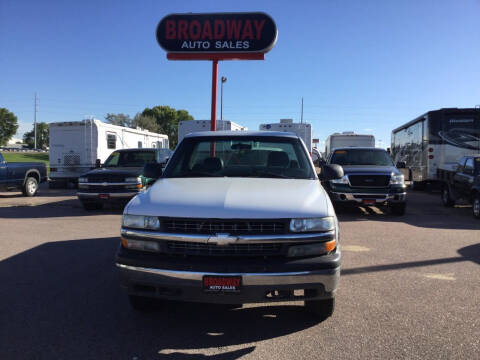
(454, 158), (474, 197)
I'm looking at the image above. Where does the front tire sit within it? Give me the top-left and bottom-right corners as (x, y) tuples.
(390, 202), (406, 215)
(23, 177), (38, 197)
(441, 186), (455, 207)
(473, 195), (480, 219)
(128, 295), (157, 312)
(304, 298), (335, 320)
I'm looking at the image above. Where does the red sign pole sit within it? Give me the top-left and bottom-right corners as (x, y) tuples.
(210, 60), (219, 131)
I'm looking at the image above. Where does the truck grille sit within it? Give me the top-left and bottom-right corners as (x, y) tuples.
(166, 241), (283, 257)
(348, 175), (390, 187)
(163, 218), (287, 235)
(87, 175), (125, 183)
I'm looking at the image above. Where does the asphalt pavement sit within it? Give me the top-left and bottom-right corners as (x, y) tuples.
(0, 184), (479, 359)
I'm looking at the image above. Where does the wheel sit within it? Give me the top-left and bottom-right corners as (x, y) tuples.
(473, 195), (480, 219)
(22, 177), (38, 197)
(81, 201), (103, 211)
(410, 181), (425, 191)
(304, 298), (335, 320)
(128, 295), (157, 312)
(390, 202), (406, 215)
(441, 186), (455, 207)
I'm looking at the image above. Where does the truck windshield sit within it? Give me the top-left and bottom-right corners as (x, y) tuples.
(103, 151), (156, 167)
(164, 136), (315, 179)
(330, 149), (394, 166)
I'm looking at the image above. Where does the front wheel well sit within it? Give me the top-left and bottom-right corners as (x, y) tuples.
(24, 171), (40, 184)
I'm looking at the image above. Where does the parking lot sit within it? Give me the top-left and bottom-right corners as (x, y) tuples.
(0, 185), (479, 360)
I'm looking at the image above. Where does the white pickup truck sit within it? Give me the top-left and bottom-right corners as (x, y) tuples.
(116, 131), (343, 319)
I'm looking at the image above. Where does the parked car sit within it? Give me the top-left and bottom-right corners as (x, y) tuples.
(77, 148), (172, 210)
(116, 131), (343, 319)
(323, 147), (407, 215)
(438, 155), (480, 219)
(0, 152), (47, 196)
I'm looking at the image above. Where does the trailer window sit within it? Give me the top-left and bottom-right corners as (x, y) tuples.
(107, 134), (116, 149)
(138, 141), (142, 148)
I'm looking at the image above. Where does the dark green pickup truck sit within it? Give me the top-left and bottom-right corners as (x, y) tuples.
(77, 148), (172, 210)
(438, 155), (480, 219)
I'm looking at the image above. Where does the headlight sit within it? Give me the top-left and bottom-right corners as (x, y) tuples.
(126, 177), (141, 183)
(330, 175), (349, 184)
(122, 214), (160, 229)
(289, 217), (335, 232)
(121, 237), (160, 252)
(390, 174), (405, 185)
(78, 177), (88, 183)
(287, 239), (336, 257)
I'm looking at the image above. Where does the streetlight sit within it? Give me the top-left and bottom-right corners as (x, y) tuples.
(220, 76), (227, 122)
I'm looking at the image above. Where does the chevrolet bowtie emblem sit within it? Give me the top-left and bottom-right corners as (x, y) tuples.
(208, 233), (238, 246)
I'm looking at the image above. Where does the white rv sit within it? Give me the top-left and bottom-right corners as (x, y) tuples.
(49, 119), (169, 186)
(259, 119), (313, 153)
(178, 120), (248, 143)
(325, 132), (375, 157)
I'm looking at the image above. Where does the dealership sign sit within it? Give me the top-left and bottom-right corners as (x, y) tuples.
(156, 12), (278, 53)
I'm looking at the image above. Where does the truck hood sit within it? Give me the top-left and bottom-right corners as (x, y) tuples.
(81, 167), (143, 178)
(126, 178), (333, 219)
(340, 165), (400, 175)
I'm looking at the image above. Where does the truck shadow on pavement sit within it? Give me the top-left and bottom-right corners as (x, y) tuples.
(342, 243), (480, 276)
(0, 237), (320, 360)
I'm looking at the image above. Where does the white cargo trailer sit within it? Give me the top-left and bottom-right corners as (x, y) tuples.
(178, 120), (248, 143)
(325, 132), (375, 157)
(49, 119), (169, 186)
(259, 119), (313, 153)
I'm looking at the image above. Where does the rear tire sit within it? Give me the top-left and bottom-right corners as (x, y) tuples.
(441, 186), (455, 207)
(22, 177), (38, 197)
(473, 195), (480, 219)
(81, 201), (103, 211)
(390, 202), (406, 215)
(304, 298), (335, 320)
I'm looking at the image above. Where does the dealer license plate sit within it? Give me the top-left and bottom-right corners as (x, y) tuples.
(203, 276), (242, 294)
(99, 194), (110, 199)
(362, 199), (376, 205)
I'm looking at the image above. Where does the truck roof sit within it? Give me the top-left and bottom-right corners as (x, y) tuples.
(184, 130), (299, 139)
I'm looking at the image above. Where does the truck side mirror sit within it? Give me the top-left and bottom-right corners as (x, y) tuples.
(396, 161), (406, 169)
(320, 164), (344, 181)
(143, 162), (163, 179)
(95, 159), (101, 168)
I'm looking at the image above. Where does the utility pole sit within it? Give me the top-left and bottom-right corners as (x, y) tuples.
(301, 97), (304, 124)
(34, 93), (38, 149)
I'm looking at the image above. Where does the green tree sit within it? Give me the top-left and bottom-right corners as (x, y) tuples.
(0, 108), (19, 146)
(141, 106), (194, 148)
(105, 113), (132, 127)
(23, 122), (49, 149)
(131, 113), (160, 133)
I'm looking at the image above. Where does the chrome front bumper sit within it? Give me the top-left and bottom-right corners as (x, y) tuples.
(116, 264), (340, 292)
(331, 192), (406, 203)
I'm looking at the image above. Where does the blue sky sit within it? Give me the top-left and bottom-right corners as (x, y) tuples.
(1, 0), (479, 148)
